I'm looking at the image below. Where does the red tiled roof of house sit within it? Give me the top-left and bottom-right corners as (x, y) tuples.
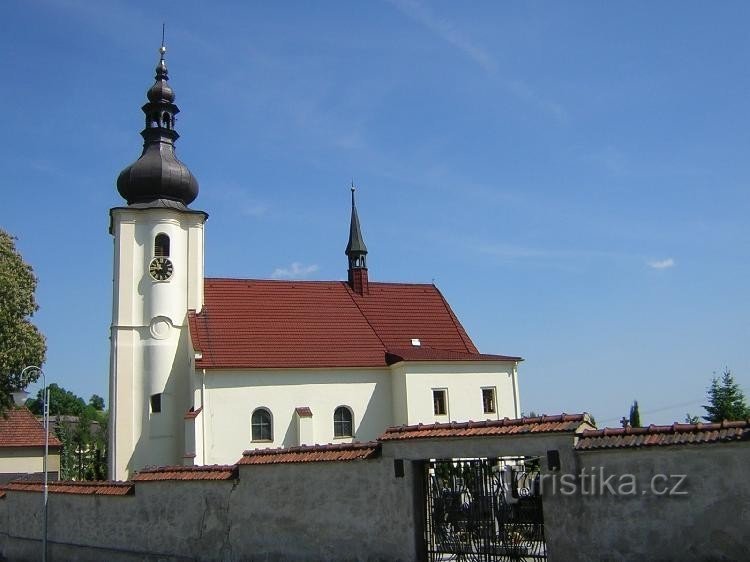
(0, 408), (62, 448)
(238, 442), (380, 465)
(380, 413), (592, 441)
(188, 279), (518, 369)
(133, 465), (237, 481)
(385, 346), (521, 364)
(295, 407), (313, 418)
(4, 480), (133, 496)
(576, 420), (750, 450)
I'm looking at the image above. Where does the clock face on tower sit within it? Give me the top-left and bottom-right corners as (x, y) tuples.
(149, 257), (174, 281)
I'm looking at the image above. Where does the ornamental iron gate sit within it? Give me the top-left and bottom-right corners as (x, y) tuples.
(424, 457), (546, 561)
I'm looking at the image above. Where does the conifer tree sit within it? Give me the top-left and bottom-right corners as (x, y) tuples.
(702, 369), (750, 422)
(628, 400), (642, 428)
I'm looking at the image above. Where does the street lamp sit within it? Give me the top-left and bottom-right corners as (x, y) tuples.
(10, 388), (29, 407)
(19, 365), (49, 562)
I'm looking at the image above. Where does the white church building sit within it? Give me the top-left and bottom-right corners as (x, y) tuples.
(108, 46), (523, 481)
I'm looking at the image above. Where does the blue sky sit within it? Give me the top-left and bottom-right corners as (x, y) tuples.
(2, 0), (748, 426)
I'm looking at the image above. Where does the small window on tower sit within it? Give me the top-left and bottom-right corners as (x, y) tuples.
(150, 393), (162, 413)
(154, 234), (170, 257)
(482, 387), (496, 414)
(433, 389), (448, 416)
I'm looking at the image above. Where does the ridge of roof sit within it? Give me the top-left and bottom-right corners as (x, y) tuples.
(239, 442), (381, 465)
(3, 480), (134, 496)
(133, 465), (237, 481)
(203, 277), (437, 287)
(385, 346), (523, 364)
(380, 413), (592, 441)
(576, 419), (750, 450)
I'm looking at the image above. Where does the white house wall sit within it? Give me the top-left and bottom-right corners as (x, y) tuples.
(193, 362), (519, 466)
(392, 361), (519, 425)
(198, 368), (394, 465)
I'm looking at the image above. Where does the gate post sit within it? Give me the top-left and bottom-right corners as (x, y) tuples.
(412, 460), (427, 561)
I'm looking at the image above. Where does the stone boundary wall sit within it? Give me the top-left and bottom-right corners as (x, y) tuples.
(553, 441), (750, 561)
(2, 416), (748, 561)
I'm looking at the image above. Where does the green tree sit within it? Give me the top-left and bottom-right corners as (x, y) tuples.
(26, 383), (86, 416)
(702, 368), (750, 422)
(0, 229), (46, 413)
(89, 394), (105, 410)
(684, 413), (700, 424)
(26, 383), (107, 480)
(629, 400), (642, 428)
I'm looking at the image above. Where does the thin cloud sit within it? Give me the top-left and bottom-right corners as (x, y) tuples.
(387, 0), (567, 122)
(271, 262), (320, 279)
(386, 0), (497, 73)
(648, 258), (675, 270)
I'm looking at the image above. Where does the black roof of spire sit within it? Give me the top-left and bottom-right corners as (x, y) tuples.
(345, 186), (368, 257)
(116, 43), (199, 208)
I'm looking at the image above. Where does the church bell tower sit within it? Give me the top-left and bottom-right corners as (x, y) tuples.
(109, 44), (207, 480)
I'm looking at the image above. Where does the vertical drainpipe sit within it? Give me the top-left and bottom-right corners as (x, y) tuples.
(512, 362), (521, 418)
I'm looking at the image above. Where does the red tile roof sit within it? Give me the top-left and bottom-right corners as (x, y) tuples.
(133, 465), (237, 481)
(3, 480), (133, 496)
(238, 442), (380, 465)
(188, 279), (518, 369)
(385, 346), (521, 364)
(0, 408), (62, 448)
(184, 406), (202, 419)
(380, 413), (592, 441)
(576, 420), (750, 450)
(295, 407), (313, 418)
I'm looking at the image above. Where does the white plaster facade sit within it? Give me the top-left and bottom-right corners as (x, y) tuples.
(182, 361), (520, 466)
(108, 206), (206, 480)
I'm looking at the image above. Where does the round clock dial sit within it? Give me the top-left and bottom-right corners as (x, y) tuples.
(149, 257), (173, 281)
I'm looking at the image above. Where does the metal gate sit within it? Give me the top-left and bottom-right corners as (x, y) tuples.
(424, 457), (547, 561)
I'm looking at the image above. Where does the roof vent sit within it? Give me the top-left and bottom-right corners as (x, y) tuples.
(411, 338), (421, 347)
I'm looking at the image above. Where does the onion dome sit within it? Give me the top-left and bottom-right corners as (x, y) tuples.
(117, 45), (199, 207)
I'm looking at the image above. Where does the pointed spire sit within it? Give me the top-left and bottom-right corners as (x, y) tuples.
(346, 183), (369, 295)
(346, 184), (368, 258)
(116, 40), (199, 208)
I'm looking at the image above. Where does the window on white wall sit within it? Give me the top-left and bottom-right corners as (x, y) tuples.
(154, 233), (170, 257)
(433, 389), (448, 416)
(333, 406), (353, 438)
(251, 408), (272, 441)
(150, 393), (162, 413)
(482, 387), (496, 414)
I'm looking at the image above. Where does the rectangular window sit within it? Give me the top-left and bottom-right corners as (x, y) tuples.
(482, 387), (496, 414)
(150, 393), (162, 413)
(433, 389), (448, 416)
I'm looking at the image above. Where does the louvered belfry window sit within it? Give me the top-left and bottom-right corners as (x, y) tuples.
(154, 234), (170, 257)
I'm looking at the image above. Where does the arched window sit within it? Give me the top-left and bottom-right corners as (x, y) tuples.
(251, 408), (272, 442)
(154, 234), (170, 257)
(333, 406), (353, 438)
